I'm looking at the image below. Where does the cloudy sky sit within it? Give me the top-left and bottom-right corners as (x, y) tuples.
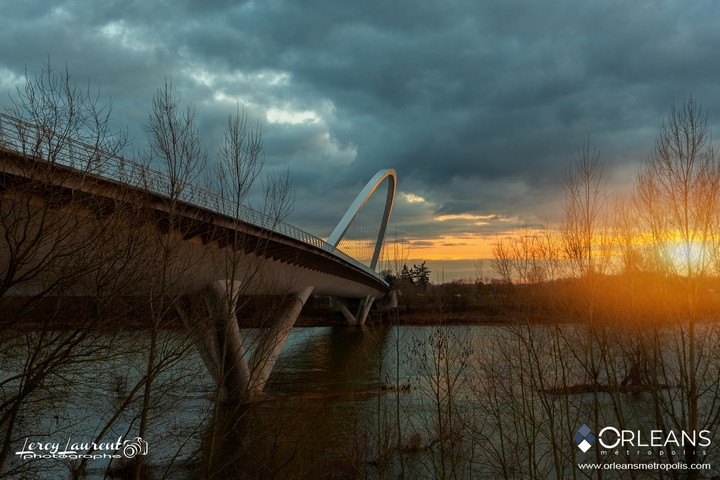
(3, 0), (720, 280)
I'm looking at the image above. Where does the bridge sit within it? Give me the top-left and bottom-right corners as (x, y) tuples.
(0, 112), (396, 402)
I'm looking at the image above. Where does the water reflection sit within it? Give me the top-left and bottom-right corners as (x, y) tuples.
(267, 325), (391, 395)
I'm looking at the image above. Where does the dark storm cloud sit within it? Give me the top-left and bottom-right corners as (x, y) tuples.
(2, 0), (720, 241)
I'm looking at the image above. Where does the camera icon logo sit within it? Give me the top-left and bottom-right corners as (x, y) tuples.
(122, 437), (149, 458)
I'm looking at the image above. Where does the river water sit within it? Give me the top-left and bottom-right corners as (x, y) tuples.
(3, 324), (720, 479)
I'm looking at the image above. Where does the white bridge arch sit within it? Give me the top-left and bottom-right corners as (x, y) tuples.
(328, 169), (397, 271)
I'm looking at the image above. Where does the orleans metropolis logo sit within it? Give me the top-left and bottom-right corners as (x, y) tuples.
(574, 423), (712, 455)
(574, 424), (596, 453)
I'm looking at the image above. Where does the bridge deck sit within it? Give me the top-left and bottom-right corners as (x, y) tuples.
(0, 145), (389, 298)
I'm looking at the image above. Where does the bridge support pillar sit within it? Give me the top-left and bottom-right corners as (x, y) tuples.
(387, 289), (398, 309)
(175, 280), (250, 403)
(333, 295), (375, 326)
(177, 284), (315, 402)
(334, 298), (357, 325)
(357, 295), (375, 326)
(249, 286), (314, 396)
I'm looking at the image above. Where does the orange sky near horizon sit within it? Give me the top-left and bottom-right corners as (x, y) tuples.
(380, 233), (508, 281)
(383, 192), (547, 270)
(384, 225), (718, 282)
(385, 234), (495, 261)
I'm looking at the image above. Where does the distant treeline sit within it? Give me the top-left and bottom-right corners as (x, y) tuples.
(369, 272), (720, 326)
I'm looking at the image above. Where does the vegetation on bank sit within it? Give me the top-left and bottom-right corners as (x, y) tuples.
(359, 271), (720, 326)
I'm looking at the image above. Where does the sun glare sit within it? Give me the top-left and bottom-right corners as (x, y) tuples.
(664, 240), (707, 274)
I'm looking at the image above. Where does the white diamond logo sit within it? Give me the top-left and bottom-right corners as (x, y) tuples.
(578, 439), (592, 453)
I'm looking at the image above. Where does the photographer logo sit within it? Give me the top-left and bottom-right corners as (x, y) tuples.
(15, 436), (149, 461)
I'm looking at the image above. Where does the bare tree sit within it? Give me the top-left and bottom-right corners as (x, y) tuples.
(0, 63), (154, 478)
(142, 96), (299, 477)
(114, 80), (209, 479)
(146, 79), (207, 199)
(610, 193), (644, 275)
(4, 61), (127, 168)
(199, 106), (267, 476)
(561, 137), (609, 278)
(490, 236), (513, 285)
(635, 98), (720, 475)
(636, 98), (719, 279)
(559, 137), (613, 474)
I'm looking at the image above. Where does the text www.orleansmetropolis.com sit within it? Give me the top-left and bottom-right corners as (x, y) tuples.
(578, 462), (711, 472)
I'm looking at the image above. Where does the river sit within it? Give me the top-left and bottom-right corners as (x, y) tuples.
(2, 324), (720, 479)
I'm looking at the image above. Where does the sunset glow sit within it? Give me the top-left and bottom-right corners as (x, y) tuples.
(385, 233), (495, 261)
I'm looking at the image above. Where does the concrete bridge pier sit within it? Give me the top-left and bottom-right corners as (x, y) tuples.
(176, 283), (315, 403)
(248, 285), (314, 396)
(333, 295), (375, 326)
(175, 280), (251, 403)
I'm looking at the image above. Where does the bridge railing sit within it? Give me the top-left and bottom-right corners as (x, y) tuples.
(0, 113), (385, 283)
